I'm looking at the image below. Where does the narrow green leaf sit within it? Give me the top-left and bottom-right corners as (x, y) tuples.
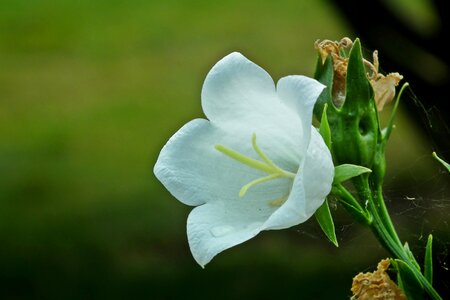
(315, 198), (338, 247)
(319, 104), (331, 148)
(397, 268), (404, 290)
(343, 38), (372, 111)
(424, 234), (433, 284)
(333, 164), (372, 184)
(337, 198), (368, 224)
(383, 82), (409, 141)
(313, 54), (325, 79)
(432, 152), (450, 172)
(403, 242), (421, 271)
(394, 259), (424, 300)
(313, 54), (334, 119)
(331, 185), (372, 225)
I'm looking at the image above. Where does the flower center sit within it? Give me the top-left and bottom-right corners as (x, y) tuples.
(215, 133), (296, 200)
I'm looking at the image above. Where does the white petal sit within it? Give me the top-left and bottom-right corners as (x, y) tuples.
(187, 200), (271, 267)
(262, 128), (333, 230)
(277, 76), (325, 150)
(154, 119), (291, 206)
(201, 52), (277, 124)
(201, 52), (305, 172)
(302, 128), (334, 216)
(261, 172), (307, 231)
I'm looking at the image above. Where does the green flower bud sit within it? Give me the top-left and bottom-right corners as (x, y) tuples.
(313, 38), (402, 187)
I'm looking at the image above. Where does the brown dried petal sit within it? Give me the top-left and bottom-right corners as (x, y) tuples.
(315, 38), (351, 107)
(351, 259), (406, 300)
(332, 57), (348, 107)
(315, 39), (341, 63)
(371, 73), (403, 111)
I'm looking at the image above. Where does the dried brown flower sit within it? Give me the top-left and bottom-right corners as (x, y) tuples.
(315, 38), (352, 107)
(351, 259), (406, 300)
(315, 38), (402, 111)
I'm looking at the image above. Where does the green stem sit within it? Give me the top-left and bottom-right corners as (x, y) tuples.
(370, 207), (442, 299)
(354, 176), (442, 300)
(354, 176), (400, 253)
(370, 181), (403, 248)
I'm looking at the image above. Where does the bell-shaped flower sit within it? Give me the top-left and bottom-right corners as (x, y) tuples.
(154, 52), (334, 267)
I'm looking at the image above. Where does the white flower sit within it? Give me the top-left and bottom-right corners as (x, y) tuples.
(154, 52), (334, 267)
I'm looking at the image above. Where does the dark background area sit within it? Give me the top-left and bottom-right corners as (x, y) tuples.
(1, 0), (449, 299)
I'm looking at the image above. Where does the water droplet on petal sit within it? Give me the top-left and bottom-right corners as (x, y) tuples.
(210, 225), (234, 237)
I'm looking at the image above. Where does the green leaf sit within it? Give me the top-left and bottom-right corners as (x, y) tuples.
(315, 198), (338, 247)
(338, 198), (368, 224)
(394, 259), (425, 300)
(319, 104), (331, 149)
(331, 185), (372, 225)
(383, 82), (409, 141)
(403, 242), (421, 271)
(425, 234), (433, 284)
(313, 54), (334, 118)
(333, 164), (372, 184)
(343, 38), (372, 112)
(432, 152), (450, 172)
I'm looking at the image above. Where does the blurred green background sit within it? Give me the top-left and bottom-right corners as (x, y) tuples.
(1, 0), (449, 299)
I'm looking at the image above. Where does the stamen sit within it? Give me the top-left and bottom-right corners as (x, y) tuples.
(239, 174), (281, 197)
(215, 133), (297, 198)
(251, 133), (280, 171)
(215, 144), (275, 174)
